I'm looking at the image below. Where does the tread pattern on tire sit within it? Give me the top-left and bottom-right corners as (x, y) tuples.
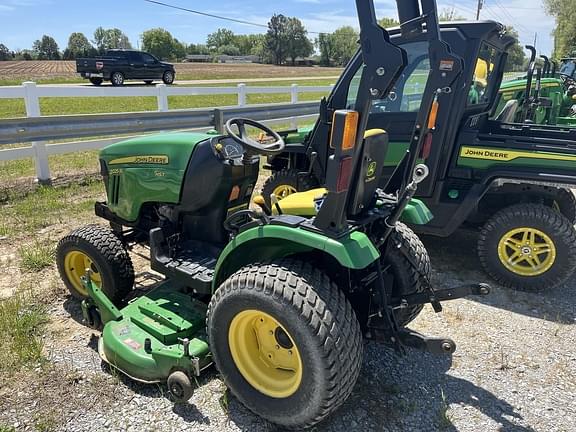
(207, 258), (363, 429)
(478, 203), (576, 290)
(555, 188), (576, 224)
(387, 222), (431, 326)
(57, 224), (134, 303)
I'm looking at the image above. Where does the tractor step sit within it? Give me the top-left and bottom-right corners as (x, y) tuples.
(149, 228), (216, 295)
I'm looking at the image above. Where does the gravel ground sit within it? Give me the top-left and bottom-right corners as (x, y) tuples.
(1, 229), (575, 432)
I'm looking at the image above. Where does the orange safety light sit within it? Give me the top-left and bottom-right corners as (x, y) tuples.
(427, 100), (439, 130)
(331, 110), (359, 151)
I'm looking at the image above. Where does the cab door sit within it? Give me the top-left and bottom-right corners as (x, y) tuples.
(141, 53), (163, 79)
(128, 52), (145, 79)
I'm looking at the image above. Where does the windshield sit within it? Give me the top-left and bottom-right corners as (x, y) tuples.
(560, 60), (576, 77)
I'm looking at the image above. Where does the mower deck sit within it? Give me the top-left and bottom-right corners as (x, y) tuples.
(89, 280), (211, 384)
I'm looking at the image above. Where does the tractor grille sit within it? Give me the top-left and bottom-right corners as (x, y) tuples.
(109, 175), (121, 205)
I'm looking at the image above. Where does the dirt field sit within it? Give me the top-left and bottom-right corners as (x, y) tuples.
(0, 61), (341, 82)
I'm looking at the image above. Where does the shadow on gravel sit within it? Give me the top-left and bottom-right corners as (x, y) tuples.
(317, 343), (534, 432)
(422, 229), (575, 324)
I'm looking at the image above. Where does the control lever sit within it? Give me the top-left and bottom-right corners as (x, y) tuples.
(270, 194), (283, 215)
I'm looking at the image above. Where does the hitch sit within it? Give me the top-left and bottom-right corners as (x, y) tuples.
(391, 283), (491, 309)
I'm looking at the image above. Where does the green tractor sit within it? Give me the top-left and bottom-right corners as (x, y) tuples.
(494, 48), (576, 126)
(263, 14), (576, 293)
(55, 0), (489, 428)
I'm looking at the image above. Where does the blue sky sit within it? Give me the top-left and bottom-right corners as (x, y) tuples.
(0, 0), (555, 55)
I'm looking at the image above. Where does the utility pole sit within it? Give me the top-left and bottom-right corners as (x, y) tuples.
(533, 32), (538, 49)
(476, 0), (484, 20)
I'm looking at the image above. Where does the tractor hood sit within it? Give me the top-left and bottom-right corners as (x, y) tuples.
(100, 132), (214, 171)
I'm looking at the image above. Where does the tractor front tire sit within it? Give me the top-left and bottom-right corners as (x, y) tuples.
(207, 259), (362, 430)
(56, 225), (134, 304)
(384, 222), (431, 326)
(478, 204), (576, 291)
(261, 169), (317, 208)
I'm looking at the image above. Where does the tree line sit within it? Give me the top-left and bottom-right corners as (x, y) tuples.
(545, 0), (576, 59)
(0, 11), (526, 71)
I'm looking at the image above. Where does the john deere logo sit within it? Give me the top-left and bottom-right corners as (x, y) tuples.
(366, 161), (377, 177)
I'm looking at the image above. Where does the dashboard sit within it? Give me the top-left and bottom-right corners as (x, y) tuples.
(212, 137), (244, 161)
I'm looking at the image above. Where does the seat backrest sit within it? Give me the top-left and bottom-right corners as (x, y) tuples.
(348, 129), (389, 212)
(494, 99), (519, 123)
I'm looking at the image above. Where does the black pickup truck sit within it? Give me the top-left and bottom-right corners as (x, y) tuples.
(76, 50), (176, 86)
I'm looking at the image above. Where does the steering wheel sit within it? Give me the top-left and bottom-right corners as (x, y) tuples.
(225, 118), (285, 156)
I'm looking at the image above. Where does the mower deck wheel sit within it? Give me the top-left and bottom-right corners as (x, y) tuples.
(168, 371), (194, 402)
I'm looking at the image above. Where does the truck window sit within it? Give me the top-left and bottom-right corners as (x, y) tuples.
(142, 53), (157, 64)
(346, 41), (430, 113)
(468, 42), (500, 106)
(129, 52), (143, 63)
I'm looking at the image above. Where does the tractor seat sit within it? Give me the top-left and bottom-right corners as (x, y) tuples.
(271, 188), (327, 216)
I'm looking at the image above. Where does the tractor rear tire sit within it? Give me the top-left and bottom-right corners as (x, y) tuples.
(56, 224), (134, 304)
(207, 259), (362, 430)
(261, 169), (317, 208)
(384, 222), (431, 326)
(478, 204), (576, 291)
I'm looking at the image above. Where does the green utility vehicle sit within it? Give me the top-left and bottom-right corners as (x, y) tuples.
(494, 50), (576, 126)
(55, 0), (489, 428)
(263, 11), (576, 292)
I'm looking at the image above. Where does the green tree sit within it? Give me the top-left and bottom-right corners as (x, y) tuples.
(65, 32), (94, 59)
(0, 43), (11, 61)
(286, 17), (314, 65)
(503, 26), (526, 72)
(93, 27), (132, 53)
(235, 34), (265, 55)
(206, 28), (236, 53)
(265, 14), (290, 65)
(545, 0), (576, 58)
(187, 43), (210, 55)
(141, 28), (178, 60)
(331, 26), (358, 66)
(33, 35), (60, 60)
(219, 44), (241, 56)
(378, 17), (399, 28)
(317, 32), (336, 66)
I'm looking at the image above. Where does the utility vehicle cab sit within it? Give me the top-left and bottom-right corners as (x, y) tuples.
(264, 12), (576, 291)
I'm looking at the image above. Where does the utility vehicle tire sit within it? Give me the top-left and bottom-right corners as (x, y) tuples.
(162, 70), (175, 85)
(478, 204), (576, 291)
(168, 371), (194, 402)
(261, 169), (317, 207)
(552, 188), (576, 224)
(89, 78), (103, 86)
(384, 222), (431, 326)
(207, 259), (362, 430)
(56, 224), (134, 304)
(111, 72), (125, 87)
(144, 80), (154, 85)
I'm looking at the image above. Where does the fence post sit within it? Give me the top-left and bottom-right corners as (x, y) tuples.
(237, 83), (247, 107)
(23, 81), (51, 184)
(290, 84), (299, 129)
(156, 84), (169, 112)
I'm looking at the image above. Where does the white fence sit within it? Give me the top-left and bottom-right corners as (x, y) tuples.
(0, 81), (333, 182)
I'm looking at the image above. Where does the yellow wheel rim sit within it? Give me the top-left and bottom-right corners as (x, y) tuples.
(63, 251), (102, 297)
(272, 184), (297, 200)
(497, 227), (557, 276)
(228, 310), (302, 398)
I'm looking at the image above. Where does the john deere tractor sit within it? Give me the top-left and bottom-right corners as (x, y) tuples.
(55, 0), (489, 428)
(263, 12), (576, 292)
(494, 48), (576, 126)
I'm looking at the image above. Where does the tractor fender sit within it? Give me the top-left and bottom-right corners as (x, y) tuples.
(212, 225), (380, 291)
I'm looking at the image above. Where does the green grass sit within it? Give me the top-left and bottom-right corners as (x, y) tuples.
(0, 293), (48, 374)
(0, 179), (104, 235)
(19, 242), (56, 272)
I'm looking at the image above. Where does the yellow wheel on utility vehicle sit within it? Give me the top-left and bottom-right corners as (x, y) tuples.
(272, 184), (297, 200)
(497, 227), (556, 277)
(228, 310), (302, 398)
(63, 250), (102, 297)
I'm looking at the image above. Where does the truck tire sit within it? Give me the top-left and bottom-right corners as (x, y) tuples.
(89, 78), (103, 86)
(144, 80), (154, 85)
(478, 204), (576, 291)
(111, 71), (125, 87)
(207, 259), (362, 430)
(56, 224), (134, 304)
(261, 169), (317, 207)
(384, 222), (431, 326)
(552, 188), (576, 224)
(162, 70), (175, 85)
